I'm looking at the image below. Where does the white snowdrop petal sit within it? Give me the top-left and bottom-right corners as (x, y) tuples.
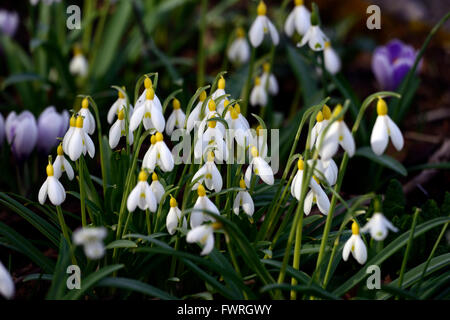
(63, 158), (74, 180)
(254, 157), (274, 185)
(211, 163), (223, 192)
(84, 242), (105, 260)
(84, 133), (96, 158)
(129, 105), (145, 132)
(48, 177), (65, 206)
(353, 236), (367, 264)
(387, 116), (404, 151)
(249, 16), (264, 47)
(303, 190), (314, 215)
(0, 261), (15, 300)
(200, 233), (215, 256)
(109, 120), (122, 149)
(38, 179), (48, 205)
(166, 208), (179, 235)
(340, 123), (355, 157)
(267, 19), (279, 45)
(342, 236), (353, 261)
(145, 185), (157, 212)
(370, 116), (389, 156)
(319, 123), (339, 160)
(284, 10), (296, 36)
(126, 185), (141, 212)
(68, 130), (83, 161)
(159, 143), (174, 172)
(241, 191), (254, 216)
(233, 193), (241, 215)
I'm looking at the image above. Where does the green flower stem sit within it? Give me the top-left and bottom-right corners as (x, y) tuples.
(290, 201), (305, 300)
(226, 239), (248, 300)
(169, 236), (181, 278)
(56, 205), (76, 264)
(264, 201), (296, 259)
(197, 0), (207, 87)
(145, 209), (152, 235)
(313, 92), (400, 283)
(77, 158), (87, 227)
(240, 46), (256, 117)
(398, 208), (420, 291)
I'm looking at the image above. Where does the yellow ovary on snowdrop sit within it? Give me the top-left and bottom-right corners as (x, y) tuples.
(186, 90), (208, 133)
(225, 105), (251, 147)
(107, 87), (134, 124)
(135, 77), (163, 112)
(143, 132), (174, 172)
(194, 120), (228, 163)
(150, 172), (165, 204)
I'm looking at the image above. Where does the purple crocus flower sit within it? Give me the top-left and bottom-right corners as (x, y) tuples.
(37, 106), (69, 154)
(0, 10), (19, 37)
(372, 39), (421, 91)
(0, 113), (5, 147)
(5, 111), (38, 161)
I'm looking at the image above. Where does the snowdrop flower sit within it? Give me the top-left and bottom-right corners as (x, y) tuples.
(135, 77), (163, 112)
(0, 261), (14, 300)
(250, 77), (268, 107)
(260, 63), (279, 96)
(298, 12), (328, 51)
(69, 46), (88, 77)
(186, 90), (207, 133)
(38, 161), (66, 206)
(249, 1), (279, 48)
(233, 178), (254, 217)
(210, 77), (228, 115)
(225, 105), (251, 147)
(72, 227), (107, 260)
(319, 104), (355, 161)
(245, 146), (274, 187)
(370, 98), (404, 156)
(186, 222), (222, 256)
(142, 135), (157, 170)
(66, 116), (95, 161)
(53, 144), (74, 180)
(310, 105), (331, 149)
(343, 221), (367, 265)
(144, 132), (174, 172)
(36, 106), (69, 154)
(150, 172), (165, 204)
(284, 0), (311, 37)
(290, 159), (330, 215)
(194, 121), (228, 163)
(166, 196), (187, 235)
(192, 151), (222, 192)
(361, 212), (398, 241)
(190, 185), (220, 228)
(166, 98), (185, 136)
(0, 113), (4, 148)
(324, 41), (341, 75)
(109, 110), (133, 149)
(107, 88), (133, 124)
(130, 86), (165, 133)
(62, 114), (76, 152)
(5, 111), (38, 161)
(227, 27), (250, 64)
(315, 158), (338, 186)
(127, 170), (157, 212)
(79, 98), (96, 135)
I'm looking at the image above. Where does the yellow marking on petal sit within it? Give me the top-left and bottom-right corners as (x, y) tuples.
(352, 221), (360, 235)
(81, 98), (89, 109)
(173, 98), (181, 110)
(197, 184), (206, 197)
(205, 173), (212, 179)
(257, 1), (267, 15)
(57, 144), (64, 156)
(377, 98), (388, 116)
(121, 130), (125, 135)
(118, 110), (125, 120)
(144, 112), (151, 118)
(76, 116), (84, 128)
(140, 193), (146, 198)
(46, 163), (54, 177)
(138, 170), (148, 182)
(339, 135), (343, 141)
(207, 151), (215, 162)
(218, 77), (225, 89)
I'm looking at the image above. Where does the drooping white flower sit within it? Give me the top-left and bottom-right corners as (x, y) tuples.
(79, 98), (96, 135)
(284, 0), (311, 37)
(225, 105), (251, 147)
(166, 196), (187, 235)
(186, 223), (222, 256)
(233, 178), (254, 217)
(69, 46), (88, 77)
(298, 15), (328, 51)
(227, 27), (250, 64)
(165, 98), (186, 136)
(126, 170), (157, 212)
(290, 158), (330, 215)
(150, 172), (165, 204)
(62, 114), (76, 152)
(370, 98), (404, 156)
(319, 104), (355, 161)
(250, 76), (268, 107)
(107, 88), (133, 124)
(134, 77), (163, 112)
(0, 260), (14, 300)
(66, 116), (95, 161)
(260, 63), (279, 95)
(245, 146), (274, 187)
(249, 1), (279, 48)
(109, 110), (134, 149)
(72, 227), (107, 260)
(192, 151), (223, 192)
(190, 185), (220, 228)
(343, 221), (367, 265)
(143, 132), (174, 172)
(53, 144), (74, 180)
(129, 86), (165, 133)
(324, 41), (341, 75)
(194, 120), (228, 163)
(310, 105), (331, 149)
(38, 162), (66, 206)
(361, 212), (398, 241)
(186, 90), (207, 133)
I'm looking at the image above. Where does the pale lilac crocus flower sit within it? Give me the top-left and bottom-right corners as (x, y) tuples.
(372, 39), (421, 91)
(5, 111), (38, 161)
(0, 10), (19, 37)
(0, 113), (5, 147)
(37, 106), (69, 154)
